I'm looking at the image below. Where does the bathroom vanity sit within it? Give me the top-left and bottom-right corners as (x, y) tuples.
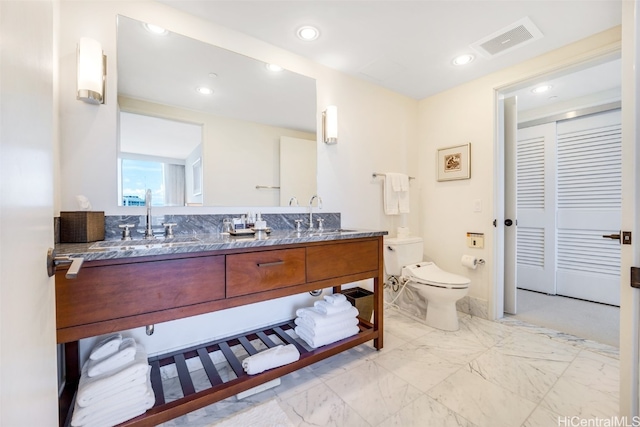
(55, 230), (385, 426)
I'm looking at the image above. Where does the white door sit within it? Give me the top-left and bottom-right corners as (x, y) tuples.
(279, 136), (316, 207)
(555, 110), (622, 305)
(516, 122), (557, 295)
(503, 97), (518, 314)
(0, 1), (59, 425)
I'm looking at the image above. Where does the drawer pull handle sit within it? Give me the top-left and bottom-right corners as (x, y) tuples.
(257, 261), (285, 268)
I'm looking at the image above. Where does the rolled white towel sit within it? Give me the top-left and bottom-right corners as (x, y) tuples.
(87, 337), (137, 377)
(295, 306), (359, 328)
(295, 325), (360, 348)
(242, 344), (300, 375)
(76, 344), (149, 408)
(294, 316), (359, 336)
(323, 293), (347, 305)
(314, 299), (353, 316)
(72, 371), (154, 426)
(89, 334), (122, 361)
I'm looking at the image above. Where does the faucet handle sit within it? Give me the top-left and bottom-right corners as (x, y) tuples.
(294, 219), (303, 232)
(317, 218), (325, 231)
(163, 222), (177, 238)
(118, 224), (135, 241)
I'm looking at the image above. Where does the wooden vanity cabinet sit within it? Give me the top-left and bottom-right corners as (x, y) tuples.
(56, 236), (384, 427)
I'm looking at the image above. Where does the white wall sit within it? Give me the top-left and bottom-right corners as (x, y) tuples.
(418, 26), (621, 319)
(59, 1), (419, 356)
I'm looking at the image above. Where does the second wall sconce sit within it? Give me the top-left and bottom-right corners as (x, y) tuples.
(77, 37), (106, 104)
(323, 105), (338, 144)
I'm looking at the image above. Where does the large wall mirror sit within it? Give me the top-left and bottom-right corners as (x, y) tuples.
(116, 15), (318, 207)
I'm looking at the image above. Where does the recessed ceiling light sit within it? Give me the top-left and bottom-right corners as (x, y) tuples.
(143, 23), (168, 35)
(266, 63), (283, 72)
(208, 72), (218, 78)
(297, 26), (319, 41)
(452, 54), (475, 66)
(532, 84), (552, 94)
(196, 87), (213, 95)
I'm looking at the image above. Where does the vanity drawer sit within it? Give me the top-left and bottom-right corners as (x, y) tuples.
(306, 240), (379, 282)
(226, 248), (306, 297)
(56, 255), (225, 330)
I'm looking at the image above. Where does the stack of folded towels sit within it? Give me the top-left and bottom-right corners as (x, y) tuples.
(71, 334), (155, 427)
(294, 293), (360, 348)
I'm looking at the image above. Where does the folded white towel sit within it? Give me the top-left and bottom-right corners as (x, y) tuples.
(89, 334), (122, 361)
(72, 372), (154, 426)
(323, 293), (347, 305)
(76, 343), (149, 408)
(241, 344), (300, 375)
(295, 325), (360, 348)
(383, 173), (410, 215)
(383, 174), (399, 215)
(313, 299), (353, 316)
(87, 337), (137, 378)
(294, 316), (359, 336)
(295, 306), (359, 328)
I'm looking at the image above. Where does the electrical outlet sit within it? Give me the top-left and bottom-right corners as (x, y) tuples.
(467, 232), (484, 249)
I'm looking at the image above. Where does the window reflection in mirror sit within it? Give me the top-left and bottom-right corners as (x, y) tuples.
(118, 112), (202, 207)
(116, 15), (317, 207)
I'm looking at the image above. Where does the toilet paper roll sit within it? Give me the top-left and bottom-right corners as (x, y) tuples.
(397, 226), (410, 238)
(461, 255), (477, 269)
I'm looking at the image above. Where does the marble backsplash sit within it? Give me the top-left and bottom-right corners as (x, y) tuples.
(55, 212), (341, 242)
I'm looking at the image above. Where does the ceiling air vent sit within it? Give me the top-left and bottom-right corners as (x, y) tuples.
(470, 17), (543, 59)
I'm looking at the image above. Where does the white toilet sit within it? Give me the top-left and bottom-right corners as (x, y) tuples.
(384, 236), (470, 331)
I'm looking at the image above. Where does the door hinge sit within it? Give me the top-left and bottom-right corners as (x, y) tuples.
(632, 267), (640, 289)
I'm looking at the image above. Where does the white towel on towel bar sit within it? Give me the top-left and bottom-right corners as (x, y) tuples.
(295, 306), (359, 327)
(294, 325), (360, 348)
(89, 333), (122, 361)
(76, 343), (150, 408)
(242, 344), (300, 375)
(87, 337), (137, 377)
(383, 173), (410, 215)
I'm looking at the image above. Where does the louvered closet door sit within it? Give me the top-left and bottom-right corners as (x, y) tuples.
(556, 109), (621, 306)
(516, 123), (557, 294)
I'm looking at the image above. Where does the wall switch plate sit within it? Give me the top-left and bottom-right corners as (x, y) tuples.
(473, 199), (482, 213)
(467, 232), (484, 249)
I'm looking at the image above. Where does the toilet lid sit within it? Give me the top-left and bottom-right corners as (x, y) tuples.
(405, 262), (470, 287)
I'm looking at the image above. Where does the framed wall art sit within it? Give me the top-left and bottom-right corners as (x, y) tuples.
(437, 143), (471, 181)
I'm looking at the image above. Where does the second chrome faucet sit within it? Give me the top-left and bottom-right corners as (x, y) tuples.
(308, 194), (323, 230)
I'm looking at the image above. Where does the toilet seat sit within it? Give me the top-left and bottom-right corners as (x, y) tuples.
(403, 262), (470, 289)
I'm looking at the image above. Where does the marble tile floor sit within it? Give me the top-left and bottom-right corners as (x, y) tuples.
(158, 308), (619, 427)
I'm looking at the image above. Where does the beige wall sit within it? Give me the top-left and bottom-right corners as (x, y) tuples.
(418, 26), (621, 318)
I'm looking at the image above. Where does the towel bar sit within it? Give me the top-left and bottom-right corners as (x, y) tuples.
(372, 172), (415, 180)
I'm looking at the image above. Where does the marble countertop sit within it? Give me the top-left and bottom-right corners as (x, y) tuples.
(55, 229), (388, 262)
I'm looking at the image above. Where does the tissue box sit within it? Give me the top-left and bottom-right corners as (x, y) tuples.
(60, 211), (105, 243)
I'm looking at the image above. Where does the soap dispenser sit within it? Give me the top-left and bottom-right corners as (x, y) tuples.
(254, 212), (267, 230)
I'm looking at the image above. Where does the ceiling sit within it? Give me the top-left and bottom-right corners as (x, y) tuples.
(158, 0), (622, 101)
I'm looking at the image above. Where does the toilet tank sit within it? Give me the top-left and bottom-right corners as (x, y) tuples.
(383, 236), (424, 276)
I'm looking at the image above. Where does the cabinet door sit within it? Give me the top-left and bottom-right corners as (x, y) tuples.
(306, 240), (379, 282)
(56, 256), (225, 329)
(226, 248), (306, 297)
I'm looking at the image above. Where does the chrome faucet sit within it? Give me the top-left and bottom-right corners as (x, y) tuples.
(288, 196), (299, 207)
(144, 189), (155, 239)
(308, 194), (323, 230)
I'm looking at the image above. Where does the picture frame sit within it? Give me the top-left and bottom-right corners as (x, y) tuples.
(437, 143), (471, 181)
(192, 158), (202, 196)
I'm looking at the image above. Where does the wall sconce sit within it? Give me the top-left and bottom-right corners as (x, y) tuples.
(77, 37), (106, 104)
(323, 105), (338, 144)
